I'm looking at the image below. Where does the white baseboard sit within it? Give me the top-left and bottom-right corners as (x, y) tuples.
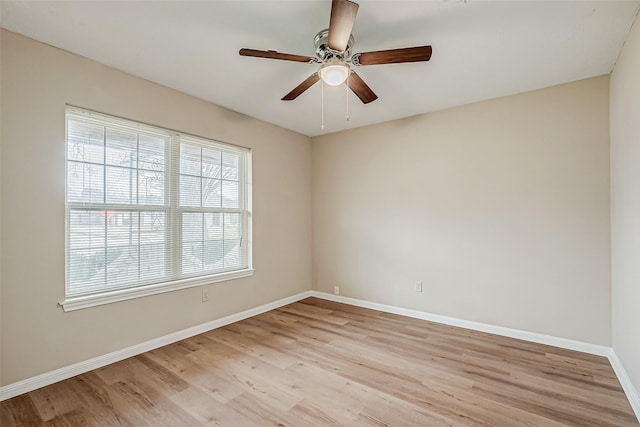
(608, 349), (640, 421)
(0, 290), (313, 401)
(3, 288), (637, 423)
(310, 291), (640, 421)
(308, 291), (611, 357)
(309, 291), (639, 422)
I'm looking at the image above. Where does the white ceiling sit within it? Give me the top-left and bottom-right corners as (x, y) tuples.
(2, 0), (639, 137)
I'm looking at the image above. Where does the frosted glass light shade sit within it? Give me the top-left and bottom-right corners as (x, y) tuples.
(320, 63), (349, 86)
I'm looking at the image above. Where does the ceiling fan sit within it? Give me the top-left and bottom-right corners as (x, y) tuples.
(239, 0), (432, 104)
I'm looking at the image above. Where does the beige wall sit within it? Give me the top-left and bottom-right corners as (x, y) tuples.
(611, 17), (640, 396)
(0, 27), (621, 388)
(0, 30), (312, 386)
(312, 76), (612, 345)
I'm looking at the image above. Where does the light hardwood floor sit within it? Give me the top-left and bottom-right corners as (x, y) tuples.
(2, 297), (638, 426)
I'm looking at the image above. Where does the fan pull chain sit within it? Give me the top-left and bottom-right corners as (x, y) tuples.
(321, 79), (325, 130)
(346, 71), (350, 122)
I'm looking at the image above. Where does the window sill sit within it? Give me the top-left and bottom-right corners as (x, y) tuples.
(59, 269), (255, 312)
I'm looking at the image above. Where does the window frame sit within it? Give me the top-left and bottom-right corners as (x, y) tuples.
(61, 107), (253, 312)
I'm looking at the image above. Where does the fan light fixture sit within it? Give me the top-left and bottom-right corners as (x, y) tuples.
(239, 0), (433, 106)
(319, 62), (350, 86)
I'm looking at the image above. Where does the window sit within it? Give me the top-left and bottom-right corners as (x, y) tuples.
(63, 107), (252, 311)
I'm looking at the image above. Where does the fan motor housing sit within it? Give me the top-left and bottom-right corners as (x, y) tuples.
(314, 29), (354, 61)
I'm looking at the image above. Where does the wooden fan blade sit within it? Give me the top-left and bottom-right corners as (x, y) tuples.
(282, 73), (321, 101)
(348, 71), (378, 104)
(328, 0), (359, 52)
(355, 46), (432, 66)
(239, 48), (316, 63)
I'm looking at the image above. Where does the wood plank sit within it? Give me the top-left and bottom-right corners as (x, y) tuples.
(1, 297), (637, 426)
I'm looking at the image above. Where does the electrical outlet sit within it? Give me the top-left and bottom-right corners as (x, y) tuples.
(334, 285), (340, 295)
(202, 288), (209, 302)
(414, 281), (423, 293)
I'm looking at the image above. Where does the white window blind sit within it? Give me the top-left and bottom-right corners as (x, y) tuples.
(65, 107), (251, 302)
